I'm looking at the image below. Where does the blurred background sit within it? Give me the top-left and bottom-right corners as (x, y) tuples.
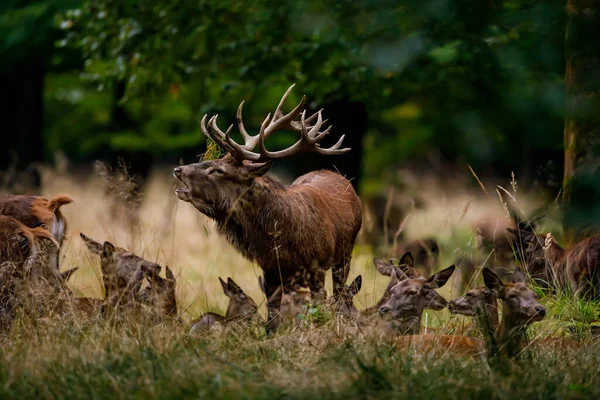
(2, 0), (599, 316)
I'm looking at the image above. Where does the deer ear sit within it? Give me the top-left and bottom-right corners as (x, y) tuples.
(483, 268), (503, 291)
(428, 265), (455, 288)
(60, 266), (79, 282)
(219, 277), (232, 298)
(81, 233), (103, 255)
(349, 275), (362, 295)
(374, 258), (394, 276)
(165, 266), (175, 282)
(227, 278), (246, 299)
(512, 267), (526, 283)
(392, 266), (409, 282)
(102, 241), (115, 259)
(399, 252), (414, 268)
(243, 161), (272, 178)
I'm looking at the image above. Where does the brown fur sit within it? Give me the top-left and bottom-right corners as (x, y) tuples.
(175, 154), (362, 331)
(508, 228), (600, 298)
(449, 286), (500, 335)
(138, 265), (178, 318)
(0, 194), (73, 246)
(397, 268), (546, 358)
(378, 264), (455, 335)
(369, 254), (424, 314)
(80, 233), (162, 313)
(258, 276), (312, 328)
(189, 277), (261, 334)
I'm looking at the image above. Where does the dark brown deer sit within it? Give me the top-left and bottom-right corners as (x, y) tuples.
(449, 269), (579, 353)
(80, 233), (160, 312)
(378, 264), (455, 335)
(173, 85), (362, 331)
(138, 264), (178, 318)
(189, 277), (262, 334)
(507, 228), (600, 299)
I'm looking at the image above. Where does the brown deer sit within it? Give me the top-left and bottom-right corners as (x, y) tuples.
(138, 264), (178, 318)
(336, 275), (363, 317)
(368, 253), (424, 315)
(80, 233), (160, 312)
(396, 267), (547, 358)
(378, 264), (455, 335)
(449, 284), (500, 336)
(0, 194), (73, 246)
(0, 215), (62, 330)
(258, 276), (312, 328)
(173, 84), (362, 331)
(507, 228), (600, 298)
(449, 271), (580, 353)
(189, 277), (262, 334)
(0, 194), (73, 273)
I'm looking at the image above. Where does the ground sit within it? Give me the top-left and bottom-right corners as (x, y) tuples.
(1, 165), (599, 399)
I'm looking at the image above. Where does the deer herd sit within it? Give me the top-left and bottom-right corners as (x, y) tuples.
(0, 85), (596, 360)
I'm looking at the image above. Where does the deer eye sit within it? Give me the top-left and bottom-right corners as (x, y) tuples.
(508, 293), (517, 299)
(465, 293), (472, 298)
(209, 168), (225, 175)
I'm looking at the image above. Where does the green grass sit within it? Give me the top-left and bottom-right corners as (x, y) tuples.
(16, 168), (600, 399)
(2, 313), (600, 399)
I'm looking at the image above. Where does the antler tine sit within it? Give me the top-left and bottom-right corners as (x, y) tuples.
(236, 101), (260, 150)
(315, 134), (350, 155)
(201, 114), (235, 154)
(200, 84), (350, 162)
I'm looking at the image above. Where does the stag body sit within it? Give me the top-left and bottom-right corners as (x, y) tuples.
(175, 85), (362, 330)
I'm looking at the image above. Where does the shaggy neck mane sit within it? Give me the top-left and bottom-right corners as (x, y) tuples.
(214, 176), (290, 264)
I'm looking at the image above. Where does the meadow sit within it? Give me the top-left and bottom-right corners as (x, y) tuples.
(1, 164), (600, 399)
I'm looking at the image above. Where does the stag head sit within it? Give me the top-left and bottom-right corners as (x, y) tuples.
(173, 84), (350, 217)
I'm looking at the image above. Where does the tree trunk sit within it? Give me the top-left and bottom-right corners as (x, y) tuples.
(562, 0), (600, 244)
(0, 58), (45, 191)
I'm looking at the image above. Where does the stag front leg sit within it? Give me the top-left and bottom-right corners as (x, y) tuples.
(263, 270), (284, 334)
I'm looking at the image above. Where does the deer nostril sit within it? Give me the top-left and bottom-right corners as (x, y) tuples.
(173, 167), (182, 177)
(536, 306), (546, 316)
(378, 307), (389, 316)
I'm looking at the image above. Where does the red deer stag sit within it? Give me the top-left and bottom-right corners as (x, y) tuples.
(173, 85), (362, 331)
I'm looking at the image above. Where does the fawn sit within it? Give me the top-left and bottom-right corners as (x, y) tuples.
(189, 277), (262, 334)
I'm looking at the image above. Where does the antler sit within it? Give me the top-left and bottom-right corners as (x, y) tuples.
(200, 84), (350, 162)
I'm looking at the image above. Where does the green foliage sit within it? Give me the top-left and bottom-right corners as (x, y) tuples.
(45, 0), (566, 190)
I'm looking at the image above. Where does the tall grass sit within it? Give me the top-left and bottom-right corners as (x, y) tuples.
(0, 165), (598, 399)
